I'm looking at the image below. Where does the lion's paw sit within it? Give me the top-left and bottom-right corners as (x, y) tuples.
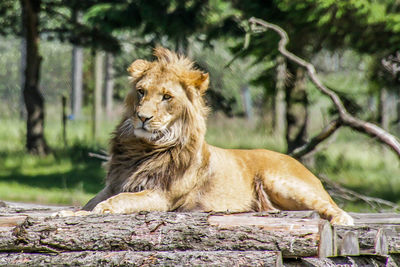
(92, 194), (131, 214)
(92, 201), (117, 214)
(330, 212), (354, 226)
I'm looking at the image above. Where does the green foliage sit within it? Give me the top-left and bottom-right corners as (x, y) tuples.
(193, 42), (265, 115)
(0, 0), (399, 209)
(0, 0), (20, 36)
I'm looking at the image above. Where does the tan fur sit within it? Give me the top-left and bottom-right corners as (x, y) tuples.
(83, 47), (353, 226)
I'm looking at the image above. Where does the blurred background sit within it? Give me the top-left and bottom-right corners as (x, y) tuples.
(0, 0), (399, 211)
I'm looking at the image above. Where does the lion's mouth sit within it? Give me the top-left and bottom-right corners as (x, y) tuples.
(134, 127), (163, 141)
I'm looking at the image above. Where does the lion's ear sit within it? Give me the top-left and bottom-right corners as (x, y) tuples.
(127, 59), (151, 79)
(194, 73), (209, 95)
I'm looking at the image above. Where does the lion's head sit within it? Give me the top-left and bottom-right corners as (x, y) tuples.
(119, 47), (209, 147)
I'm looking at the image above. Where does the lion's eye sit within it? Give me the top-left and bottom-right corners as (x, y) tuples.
(137, 89), (145, 97)
(162, 94), (172, 101)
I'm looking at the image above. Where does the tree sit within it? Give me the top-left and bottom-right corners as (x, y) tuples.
(20, 0), (49, 155)
(70, 9), (83, 120)
(223, 0), (400, 156)
(0, 0), (121, 154)
(104, 52), (114, 119)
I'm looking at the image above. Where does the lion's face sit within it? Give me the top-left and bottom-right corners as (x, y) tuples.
(120, 48), (209, 145)
(131, 74), (188, 142)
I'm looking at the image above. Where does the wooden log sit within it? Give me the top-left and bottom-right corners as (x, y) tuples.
(0, 212), (333, 258)
(0, 201), (72, 218)
(385, 226), (400, 254)
(0, 251), (283, 266)
(333, 225), (400, 256)
(350, 212), (400, 225)
(0, 216), (27, 228)
(387, 254), (400, 266)
(301, 255), (390, 267)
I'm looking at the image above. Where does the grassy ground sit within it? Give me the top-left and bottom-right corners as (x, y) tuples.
(0, 112), (399, 212)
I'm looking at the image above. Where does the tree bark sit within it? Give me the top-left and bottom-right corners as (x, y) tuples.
(0, 212), (333, 258)
(300, 255), (395, 267)
(0, 251), (283, 266)
(20, 0), (49, 155)
(104, 52), (114, 119)
(1, 203), (400, 265)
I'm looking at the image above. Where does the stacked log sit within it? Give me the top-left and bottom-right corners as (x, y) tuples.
(1, 202), (400, 266)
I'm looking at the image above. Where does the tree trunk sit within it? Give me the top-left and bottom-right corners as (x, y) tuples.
(285, 64), (309, 154)
(20, 0), (49, 155)
(104, 52), (114, 119)
(92, 51), (103, 140)
(275, 56), (287, 136)
(70, 9), (83, 120)
(71, 46), (83, 119)
(378, 87), (389, 131)
(19, 37), (27, 119)
(241, 85), (254, 122)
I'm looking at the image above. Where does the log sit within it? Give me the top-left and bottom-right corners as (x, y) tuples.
(350, 212), (400, 225)
(301, 255), (390, 267)
(333, 225), (400, 256)
(0, 251), (283, 266)
(0, 216), (27, 227)
(385, 226), (400, 254)
(387, 254), (400, 266)
(0, 212), (333, 258)
(0, 201), (72, 218)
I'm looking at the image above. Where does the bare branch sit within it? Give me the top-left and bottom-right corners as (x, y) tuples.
(249, 17), (400, 159)
(289, 119), (341, 159)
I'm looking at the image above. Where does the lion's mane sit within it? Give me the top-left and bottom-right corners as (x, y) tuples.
(105, 48), (210, 195)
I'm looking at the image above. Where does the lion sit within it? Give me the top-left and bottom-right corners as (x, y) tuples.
(80, 47), (353, 226)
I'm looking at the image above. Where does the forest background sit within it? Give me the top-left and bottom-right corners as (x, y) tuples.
(0, 0), (399, 212)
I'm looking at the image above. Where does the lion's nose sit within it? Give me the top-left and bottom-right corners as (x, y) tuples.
(137, 113), (153, 123)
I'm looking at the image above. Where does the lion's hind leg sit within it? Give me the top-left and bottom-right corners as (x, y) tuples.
(259, 172), (354, 226)
(253, 176), (279, 212)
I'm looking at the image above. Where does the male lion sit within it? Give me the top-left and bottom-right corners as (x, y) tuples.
(82, 47), (353, 225)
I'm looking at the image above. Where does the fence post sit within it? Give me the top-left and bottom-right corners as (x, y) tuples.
(62, 95), (67, 147)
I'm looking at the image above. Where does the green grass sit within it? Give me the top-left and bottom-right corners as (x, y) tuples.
(0, 115), (115, 206)
(0, 112), (399, 212)
(313, 128), (400, 211)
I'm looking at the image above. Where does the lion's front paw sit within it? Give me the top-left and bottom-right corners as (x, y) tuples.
(331, 212), (354, 226)
(92, 201), (114, 214)
(92, 197), (125, 214)
(52, 209), (92, 217)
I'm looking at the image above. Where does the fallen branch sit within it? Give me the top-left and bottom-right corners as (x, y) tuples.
(249, 17), (400, 159)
